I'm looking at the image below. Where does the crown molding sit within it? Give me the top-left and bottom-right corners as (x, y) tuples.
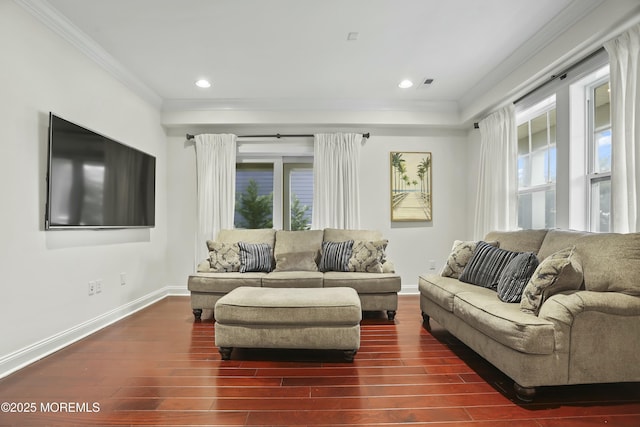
(161, 97), (459, 114)
(459, 0), (605, 118)
(15, 0), (162, 108)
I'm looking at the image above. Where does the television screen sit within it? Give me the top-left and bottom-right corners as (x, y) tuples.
(46, 113), (156, 229)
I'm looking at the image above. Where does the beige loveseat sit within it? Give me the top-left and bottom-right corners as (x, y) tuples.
(188, 228), (401, 321)
(419, 229), (640, 401)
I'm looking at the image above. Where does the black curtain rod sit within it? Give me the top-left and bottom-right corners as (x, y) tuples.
(513, 47), (606, 105)
(186, 132), (370, 140)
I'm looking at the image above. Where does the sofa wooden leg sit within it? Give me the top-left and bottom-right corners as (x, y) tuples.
(514, 382), (536, 402)
(386, 310), (396, 321)
(192, 309), (202, 321)
(219, 347), (232, 360)
(343, 350), (357, 362)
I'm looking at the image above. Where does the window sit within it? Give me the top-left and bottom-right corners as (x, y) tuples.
(234, 138), (314, 230)
(517, 97), (557, 229)
(587, 80), (611, 232)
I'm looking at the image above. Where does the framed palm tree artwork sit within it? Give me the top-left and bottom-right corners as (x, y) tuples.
(390, 152), (432, 221)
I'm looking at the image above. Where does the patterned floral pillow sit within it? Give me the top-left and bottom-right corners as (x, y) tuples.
(207, 242), (241, 272)
(348, 240), (388, 273)
(441, 240), (498, 279)
(520, 246), (583, 315)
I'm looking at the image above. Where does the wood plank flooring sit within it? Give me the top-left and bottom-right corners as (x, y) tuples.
(1, 295), (639, 426)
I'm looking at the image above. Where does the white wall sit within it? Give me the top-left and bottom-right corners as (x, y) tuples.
(165, 128), (470, 293)
(0, 1), (167, 375)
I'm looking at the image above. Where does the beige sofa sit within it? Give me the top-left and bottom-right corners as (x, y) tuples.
(419, 229), (640, 401)
(188, 228), (401, 321)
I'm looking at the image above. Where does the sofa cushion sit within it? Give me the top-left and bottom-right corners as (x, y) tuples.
(574, 232), (640, 295)
(207, 242), (241, 272)
(273, 230), (324, 259)
(274, 251), (318, 272)
(459, 242), (520, 290)
(323, 228), (383, 242)
(441, 240), (498, 279)
(454, 291), (555, 354)
(497, 252), (539, 303)
(319, 240), (353, 272)
(418, 274), (483, 312)
(537, 229), (590, 261)
(348, 240), (388, 273)
(484, 229), (548, 254)
(187, 272), (265, 293)
(262, 271), (324, 288)
(323, 272), (401, 294)
(216, 228), (276, 247)
(520, 246), (583, 315)
(238, 242), (273, 273)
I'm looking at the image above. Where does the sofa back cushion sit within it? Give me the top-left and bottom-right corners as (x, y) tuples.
(216, 228), (276, 247)
(274, 230), (324, 258)
(538, 229), (590, 261)
(484, 229), (548, 254)
(574, 232), (640, 295)
(273, 230), (324, 272)
(323, 228), (383, 242)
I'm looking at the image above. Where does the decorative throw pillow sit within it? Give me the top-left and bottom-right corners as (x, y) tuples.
(441, 240), (498, 279)
(274, 251), (319, 272)
(459, 241), (521, 290)
(238, 241), (273, 273)
(348, 240), (388, 273)
(496, 252), (539, 303)
(318, 240), (354, 272)
(520, 246), (583, 315)
(207, 242), (241, 272)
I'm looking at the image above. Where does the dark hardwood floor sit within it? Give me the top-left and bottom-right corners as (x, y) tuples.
(1, 295), (639, 426)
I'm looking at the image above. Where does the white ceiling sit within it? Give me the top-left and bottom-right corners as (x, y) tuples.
(35, 0), (602, 113)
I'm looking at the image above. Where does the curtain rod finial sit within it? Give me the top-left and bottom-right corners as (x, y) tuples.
(186, 133), (195, 140)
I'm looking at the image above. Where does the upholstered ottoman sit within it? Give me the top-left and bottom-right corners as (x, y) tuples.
(214, 286), (362, 361)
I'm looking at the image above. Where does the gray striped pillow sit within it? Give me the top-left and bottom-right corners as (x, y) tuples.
(497, 252), (539, 303)
(459, 241), (520, 290)
(319, 240), (354, 272)
(238, 242), (273, 273)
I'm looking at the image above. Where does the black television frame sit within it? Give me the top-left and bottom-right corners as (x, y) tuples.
(45, 113), (156, 230)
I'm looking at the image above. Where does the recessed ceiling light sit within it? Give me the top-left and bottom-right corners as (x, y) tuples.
(398, 79), (413, 89)
(195, 79), (211, 88)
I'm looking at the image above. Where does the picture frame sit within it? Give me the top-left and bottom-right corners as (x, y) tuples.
(390, 151), (432, 222)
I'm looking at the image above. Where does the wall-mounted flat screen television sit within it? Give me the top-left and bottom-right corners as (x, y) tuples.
(45, 113), (156, 229)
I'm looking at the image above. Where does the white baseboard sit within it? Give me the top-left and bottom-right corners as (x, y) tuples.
(166, 285), (189, 296)
(0, 287), (170, 379)
(399, 284), (419, 295)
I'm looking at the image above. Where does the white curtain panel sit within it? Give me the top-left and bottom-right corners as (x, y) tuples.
(312, 133), (363, 229)
(605, 24), (640, 233)
(194, 134), (237, 264)
(473, 105), (518, 239)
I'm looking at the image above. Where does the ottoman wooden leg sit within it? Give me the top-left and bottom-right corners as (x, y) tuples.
(219, 347), (233, 360)
(387, 310), (396, 321)
(192, 309), (202, 321)
(343, 350), (357, 362)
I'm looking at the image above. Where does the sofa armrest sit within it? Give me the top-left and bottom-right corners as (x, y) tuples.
(538, 290), (640, 384)
(538, 290), (640, 354)
(196, 260), (212, 273)
(539, 291), (640, 324)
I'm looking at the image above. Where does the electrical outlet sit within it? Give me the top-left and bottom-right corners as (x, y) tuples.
(120, 272), (126, 286)
(96, 280), (102, 294)
(429, 259), (436, 271)
(88, 281), (96, 296)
